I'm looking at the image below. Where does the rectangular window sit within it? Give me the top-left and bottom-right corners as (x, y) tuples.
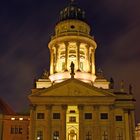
(53, 113), (60, 119)
(10, 125), (23, 134)
(69, 116), (76, 122)
(116, 116), (122, 121)
(100, 113), (108, 119)
(37, 113), (45, 119)
(11, 127), (14, 134)
(70, 110), (75, 113)
(85, 113), (92, 119)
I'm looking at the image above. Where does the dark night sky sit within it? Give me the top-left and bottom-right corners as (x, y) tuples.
(0, 0), (140, 122)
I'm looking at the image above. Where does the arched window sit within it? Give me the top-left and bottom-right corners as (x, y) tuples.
(86, 131), (92, 140)
(53, 131), (59, 140)
(102, 131), (108, 140)
(116, 130), (123, 140)
(36, 130), (43, 140)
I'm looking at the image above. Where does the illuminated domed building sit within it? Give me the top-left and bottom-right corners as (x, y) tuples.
(28, 1), (136, 140)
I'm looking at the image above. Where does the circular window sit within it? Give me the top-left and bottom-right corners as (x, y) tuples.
(71, 25), (75, 29)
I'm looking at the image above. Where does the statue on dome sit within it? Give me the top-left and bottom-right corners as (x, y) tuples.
(42, 70), (49, 79)
(70, 61), (75, 78)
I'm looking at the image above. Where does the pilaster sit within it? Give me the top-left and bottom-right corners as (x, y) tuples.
(46, 104), (52, 140)
(29, 104), (36, 140)
(78, 104), (84, 140)
(61, 105), (67, 140)
(124, 110), (130, 140)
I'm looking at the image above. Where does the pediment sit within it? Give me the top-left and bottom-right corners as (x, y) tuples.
(31, 79), (115, 98)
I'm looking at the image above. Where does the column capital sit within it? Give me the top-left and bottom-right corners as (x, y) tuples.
(78, 104), (84, 110)
(109, 105), (115, 110)
(45, 104), (52, 110)
(76, 41), (81, 46)
(61, 104), (67, 110)
(30, 104), (36, 111)
(64, 41), (69, 46)
(93, 105), (99, 110)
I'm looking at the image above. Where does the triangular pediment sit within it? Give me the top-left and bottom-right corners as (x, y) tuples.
(30, 79), (115, 97)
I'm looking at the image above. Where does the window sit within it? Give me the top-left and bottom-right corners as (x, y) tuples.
(71, 25), (75, 29)
(37, 131), (43, 140)
(37, 113), (45, 119)
(70, 110), (75, 113)
(53, 113), (60, 119)
(69, 117), (76, 122)
(86, 131), (92, 140)
(11, 125), (23, 134)
(100, 113), (108, 119)
(116, 116), (122, 121)
(85, 113), (92, 119)
(53, 131), (59, 140)
(102, 131), (108, 140)
(116, 132), (123, 140)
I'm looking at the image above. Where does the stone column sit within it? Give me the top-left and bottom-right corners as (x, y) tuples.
(77, 42), (80, 71)
(124, 110), (130, 140)
(78, 104), (84, 140)
(46, 105), (52, 140)
(65, 42), (69, 71)
(55, 45), (59, 72)
(29, 105), (36, 140)
(86, 44), (90, 72)
(91, 49), (95, 74)
(61, 105), (67, 140)
(50, 48), (54, 74)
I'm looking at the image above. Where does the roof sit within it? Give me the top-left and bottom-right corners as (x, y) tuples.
(0, 98), (15, 115)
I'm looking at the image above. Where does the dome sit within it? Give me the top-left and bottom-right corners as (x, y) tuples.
(59, 2), (86, 22)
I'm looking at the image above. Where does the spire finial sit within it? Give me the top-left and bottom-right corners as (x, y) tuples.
(70, 0), (75, 4)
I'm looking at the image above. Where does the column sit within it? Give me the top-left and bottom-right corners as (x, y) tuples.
(61, 105), (67, 140)
(77, 42), (80, 71)
(29, 105), (36, 140)
(55, 45), (59, 72)
(85, 44), (90, 72)
(91, 49), (95, 74)
(50, 48), (54, 74)
(124, 110), (130, 140)
(65, 42), (68, 71)
(130, 110), (135, 140)
(78, 104), (84, 140)
(46, 104), (52, 140)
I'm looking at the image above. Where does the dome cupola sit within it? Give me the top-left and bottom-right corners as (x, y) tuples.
(59, 1), (85, 22)
(48, 1), (97, 84)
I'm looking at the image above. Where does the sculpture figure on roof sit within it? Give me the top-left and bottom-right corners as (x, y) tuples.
(70, 61), (75, 78)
